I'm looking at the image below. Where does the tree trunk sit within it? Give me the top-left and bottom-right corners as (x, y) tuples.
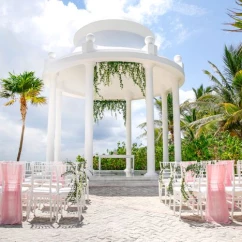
(17, 122), (25, 161)
(17, 96), (27, 161)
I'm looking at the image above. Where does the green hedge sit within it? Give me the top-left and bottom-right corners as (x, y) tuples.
(78, 132), (242, 170)
(93, 142), (164, 170)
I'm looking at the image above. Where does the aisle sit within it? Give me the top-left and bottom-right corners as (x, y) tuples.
(0, 187), (242, 242)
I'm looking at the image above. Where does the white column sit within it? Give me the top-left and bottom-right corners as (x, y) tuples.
(85, 62), (95, 173)
(54, 89), (62, 161)
(161, 90), (169, 162)
(144, 64), (157, 177)
(172, 80), (181, 162)
(125, 98), (132, 173)
(46, 75), (57, 162)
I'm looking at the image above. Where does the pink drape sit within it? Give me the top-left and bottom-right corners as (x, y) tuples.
(1, 162), (24, 224)
(181, 161), (197, 183)
(52, 163), (66, 186)
(205, 164), (230, 224)
(218, 160), (234, 186)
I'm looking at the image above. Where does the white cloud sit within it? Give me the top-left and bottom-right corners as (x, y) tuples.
(173, 2), (207, 16)
(170, 18), (192, 44)
(0, 115), (46, 161)
(179, 89), (195, 103)
(0, 0), (205, 160)
(126, 0), (173, 24)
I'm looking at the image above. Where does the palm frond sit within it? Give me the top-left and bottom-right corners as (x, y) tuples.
(29, 96), (47, 105)
(4, 99), (16, 106)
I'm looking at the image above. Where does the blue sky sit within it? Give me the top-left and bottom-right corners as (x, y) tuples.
(0, 0), (241, 161)
(62, 0), (241, 90)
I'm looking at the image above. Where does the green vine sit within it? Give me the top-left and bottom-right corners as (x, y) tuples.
(93, 100), (126, 123)
(167, 175), (174, 195)
(93, 61), (146, 123)
(94, 61), (146, 98)
(180, 163), (205, 202)
(61, 158), (87, 204)
(159, 163), (170, 187)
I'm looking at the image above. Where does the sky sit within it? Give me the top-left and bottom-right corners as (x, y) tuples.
(0, 0), (241, 161)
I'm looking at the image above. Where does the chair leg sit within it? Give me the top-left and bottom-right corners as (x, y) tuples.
(199, 197), (203, 219)
(34, 198), (37, 216)
(50, 199), (52, 222)
(231, 194), (234, 221)
(173, 193), (176, 214)
(158, 182), (161, 202)
(179, 194), (182, 219)
(86, 181), (89, 201)
(26, 197), (32, 220)
(164, 187), (167, 205)
(55, 198), (59, 223)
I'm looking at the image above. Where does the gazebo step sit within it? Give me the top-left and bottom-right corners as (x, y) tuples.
(89, 171), (159, 187)
(89, 180), (158, 187)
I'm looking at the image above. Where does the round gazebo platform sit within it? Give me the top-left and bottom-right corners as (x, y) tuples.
(43, 18), (185, 177)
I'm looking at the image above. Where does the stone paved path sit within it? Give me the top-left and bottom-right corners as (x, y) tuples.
(0, 186), (242, 242)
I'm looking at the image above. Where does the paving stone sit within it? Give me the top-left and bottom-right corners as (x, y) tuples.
(0, 186), (241, 241)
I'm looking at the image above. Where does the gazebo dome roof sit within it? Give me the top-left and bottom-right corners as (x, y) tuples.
(43, 18), (185, 100)
(73, 19), (154, 50)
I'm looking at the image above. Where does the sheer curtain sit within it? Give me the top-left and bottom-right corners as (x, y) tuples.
(205, 164), (230, 224)
(1, 162), (24, 224)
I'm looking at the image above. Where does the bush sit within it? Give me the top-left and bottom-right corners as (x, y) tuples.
(92, 141), (164, 170)
(81, 131), (242, 171)
(182, 132), (242, 161)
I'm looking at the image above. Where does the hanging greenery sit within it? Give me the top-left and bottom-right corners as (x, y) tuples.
(93, 100), (126, 123)
(93, 61), (145, 123)
(93, 61), (146, 97)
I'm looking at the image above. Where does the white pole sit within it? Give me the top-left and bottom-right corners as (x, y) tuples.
(161, 90), (169, 162)
(172, 81), (181, 162)
(46, 75), (57, 162)
(85, 62), (95, 173)
(54, 89), (62, 161)
(144, 64), (157, 177)
(125, 98), (132, 173)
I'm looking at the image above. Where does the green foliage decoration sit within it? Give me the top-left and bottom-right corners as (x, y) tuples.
(61, 156), (87, 204)
(180, 163), (205, 201)
(93, 61), (146, 123)
(94, 61), (146, 97)
(93, 100), (126, 124)
(158, 163), (170, 187)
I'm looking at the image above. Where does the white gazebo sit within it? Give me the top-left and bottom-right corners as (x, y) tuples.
(43, 18), (185, 177)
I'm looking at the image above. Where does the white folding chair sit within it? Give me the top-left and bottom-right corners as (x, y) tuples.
(27, 163), (59, 222)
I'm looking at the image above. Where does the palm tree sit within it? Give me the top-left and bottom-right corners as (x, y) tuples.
(192, 84), (212, 100)
(224, 0), (242, 32)
(0, 71), (46, 161)
(189, 44), (242, 138)
(180, 85), (212, 140)
(138, 93), (174, 144)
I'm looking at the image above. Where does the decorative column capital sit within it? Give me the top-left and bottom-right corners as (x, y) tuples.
(161, 90), (168, 97)
(143, 63), (155, 70)
(171, 79), (179, 90)
(85, 62), (96, 68)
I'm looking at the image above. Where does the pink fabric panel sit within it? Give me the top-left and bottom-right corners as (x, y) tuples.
(181, 161), (197, 183)
(59, 164), (66, 186)
(52, 163), (66, 186)
(205, 164), (230, 224)
(1, 162), (23, 225)
(0, 164), (2, 186)
(218, 160), (234, 186)
(22, 162), (26, 182)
